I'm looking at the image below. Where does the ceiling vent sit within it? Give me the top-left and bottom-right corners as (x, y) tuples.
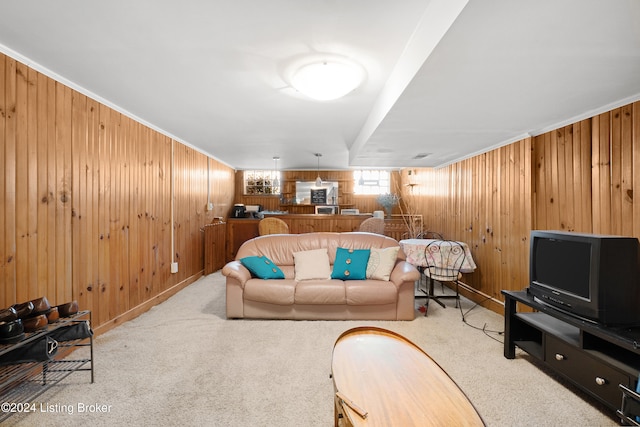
(412, 153), (431, 159)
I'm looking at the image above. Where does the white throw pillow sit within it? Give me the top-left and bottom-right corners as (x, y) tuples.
(293, 248), (332, 281)
(366, 247), (399, 281)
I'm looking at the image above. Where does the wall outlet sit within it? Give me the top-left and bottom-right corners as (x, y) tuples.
(206, 202), (214, 211)
(170, 262), (178, 274)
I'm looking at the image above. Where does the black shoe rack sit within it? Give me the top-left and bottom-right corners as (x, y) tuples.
(0, 311), (93, 422)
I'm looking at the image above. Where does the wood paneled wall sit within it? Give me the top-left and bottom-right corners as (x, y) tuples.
(399, 139), (532, 311)
(234, 169), (403, 215)
(533, 103), (640, 237)
(533, 121), (593, 232)
(402, 101), (640, 314)
(0, 53), (235, 331)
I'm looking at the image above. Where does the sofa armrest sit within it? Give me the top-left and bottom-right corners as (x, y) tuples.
(222, 260), (252, 286)
(223, 261), (252, 319)
(391, 260), (420, 320)
(389, 260), (420, 287)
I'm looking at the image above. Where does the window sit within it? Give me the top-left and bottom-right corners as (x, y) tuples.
(244, 170), (280, 195)
(353, 170), (391, 195)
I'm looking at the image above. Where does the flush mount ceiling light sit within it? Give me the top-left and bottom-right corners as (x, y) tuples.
(291, 58), (364, 101)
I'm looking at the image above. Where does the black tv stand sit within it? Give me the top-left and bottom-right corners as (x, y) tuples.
(502, 289), (640, 418)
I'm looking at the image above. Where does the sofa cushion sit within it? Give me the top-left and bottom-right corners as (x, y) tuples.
(240, 256), (285, 279)
(293, 248), (331, 281)
(346, 280), (398, 305)
(244, 279), (297, 305)
(366, 247), (399, 281)
(295, 280), (346, 304)
(331, 247), (370, 280)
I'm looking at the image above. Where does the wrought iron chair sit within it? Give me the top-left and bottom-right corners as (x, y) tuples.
(422, 240), (466, 315)
(403, 230), (444, 240)
(258, 217), (289, 235)
(358, 218), (385, 235)
(417, 230), (444, 240)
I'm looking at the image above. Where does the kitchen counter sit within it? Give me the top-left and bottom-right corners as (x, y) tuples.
(226, 215), (372, 260)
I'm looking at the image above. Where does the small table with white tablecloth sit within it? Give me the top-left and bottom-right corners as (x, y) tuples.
(399, 239), (477, 308)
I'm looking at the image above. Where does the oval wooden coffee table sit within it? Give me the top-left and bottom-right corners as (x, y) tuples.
(331, 327), (485, 426)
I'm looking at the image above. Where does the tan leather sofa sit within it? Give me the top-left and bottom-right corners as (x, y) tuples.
(222, 232), (420, 320)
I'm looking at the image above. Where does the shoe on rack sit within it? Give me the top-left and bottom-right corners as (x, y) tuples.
(29, 297), (51, 315)
(0, 319), (25, 344)
(0, 307), (17, 323)
(45, 307), (59, 324)
(22, 314), (48, 333)
(56, 301), (79, 317)
(11, 302), (34, 319)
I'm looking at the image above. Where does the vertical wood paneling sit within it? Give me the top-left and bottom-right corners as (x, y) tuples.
(58, 84), (73, 305)
(209, 158), (234, 219)
(45, 78), (55, 304)
(611, 108), (623, 234)
(633, 103), (640, 239)
(405, 139), (532, 307)
(118, 114), (131, 313)
(26, 68), (38, 301)
(128, 120), (141, 308)
(97, 103), (110, 325)
(3, 56), (17, 305)
(144, 130), (156, 297)
(86, 98), (100, 320)
(576, 121), (593, 231)
(533, 124), (593, 233)
(0, 54), (5, 305)
(36, 72), (50, 300)
(71, 90), (86, 320)
(593, 112), (612, 233)
(151, 131), (164, 295)
(174, 142), (186, 282)
(0, 52), (235, 329)
(15, 61), (29, 302)
(109, 109), (124, 317)
(620, 105), (634, 237)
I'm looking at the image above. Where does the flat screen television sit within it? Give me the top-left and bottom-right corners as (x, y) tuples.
(529, 230), (640, 326)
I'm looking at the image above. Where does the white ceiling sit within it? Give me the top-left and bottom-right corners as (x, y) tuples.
(1, 0), (639, 171)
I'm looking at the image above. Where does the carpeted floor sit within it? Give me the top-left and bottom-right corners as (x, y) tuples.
(6, 272), (617, 426)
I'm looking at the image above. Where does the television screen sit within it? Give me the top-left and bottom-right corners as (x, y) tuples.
(532, 237), (591, 299)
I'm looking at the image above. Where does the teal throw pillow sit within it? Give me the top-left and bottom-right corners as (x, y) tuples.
(331, 247), (370, 280)
(240, 256), (285, 279)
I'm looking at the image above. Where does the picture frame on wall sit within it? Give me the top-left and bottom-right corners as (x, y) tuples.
(311, 188), (327, 204)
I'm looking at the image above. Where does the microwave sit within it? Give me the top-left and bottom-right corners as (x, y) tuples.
(315, 205), (339, 214)
(341, 209), (360, 215)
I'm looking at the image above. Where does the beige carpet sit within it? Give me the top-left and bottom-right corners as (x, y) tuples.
(6, 272), (617, 426)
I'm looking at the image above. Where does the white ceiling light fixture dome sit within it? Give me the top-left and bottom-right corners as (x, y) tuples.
(291, 56), (365, 101)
